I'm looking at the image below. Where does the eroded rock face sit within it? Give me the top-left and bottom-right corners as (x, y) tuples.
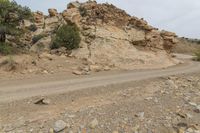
(145, 30), (165, 50)
(33, 11), (44, 28)
(48, 8), (58, 17)
(70, 1), (179, 69)
(67, 1), (81, 9)
(44, 16), (59, 32)
(21, 1), (179, 70)
(62, 8), (81, 25)
(161, 30), (178, 52)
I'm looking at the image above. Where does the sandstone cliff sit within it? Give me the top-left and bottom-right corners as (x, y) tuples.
(19, 1), (179, 70)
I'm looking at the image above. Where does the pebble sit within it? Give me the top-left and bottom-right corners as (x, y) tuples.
(30, 128), (34, 132)
(186, 113), (193, 119)
(167, 79), (178, 89)
(2, 124), (14, 132)
(132, 125), (140, 132)
(34, 98), (51, 105)
(49, 128), (54, 133)
(42, 98), (51, 105)
(178, 128), (185, 133)
(187, 128), (194, 132)
(135, 112), (145, 119)
(53, 120), (67, 132)
(72, 70), (83, 75)
(154, 97), (159, 103)
(145, 97), (153, 101)
(196, 105), (200, 111)
(89, 118), (98, 129)
(43, 70), (49, 74)
(189, 102), (197, 106)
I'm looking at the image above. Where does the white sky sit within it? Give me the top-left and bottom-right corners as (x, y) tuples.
(15, 0), (200, 39)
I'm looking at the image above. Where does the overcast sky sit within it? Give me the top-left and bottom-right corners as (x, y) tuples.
(15, 0), (200, 39)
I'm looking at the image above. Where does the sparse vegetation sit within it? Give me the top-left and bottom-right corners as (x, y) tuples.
(0, 0), (32, 55)
(194, 51), (200, 61)
(173, 38), (200, 54)
(28, 24), (37, 32)
(32, 34), (46, 44)
(51, 23), (81, 50)
(79, 6), (87, 17)
(0, 42), (12, 55)
(0, 0), (33, 43)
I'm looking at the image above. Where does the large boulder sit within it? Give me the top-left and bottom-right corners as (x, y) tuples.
(67, 1), (81, 9)
(62, 8), (81, 25)
(30, 36), (51, 53)
(44, 16), (59, 32)
(146, 30), (164, 50)
(33, 11), (44, 28)
(161, 30), (178, 52)
(161, 30), (177, 37)
(48, 8), (58, 17)
(23, 20), (32, 28)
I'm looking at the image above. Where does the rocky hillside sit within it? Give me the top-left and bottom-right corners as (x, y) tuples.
(9, 1), (179, 71)
(173, 37), (200, 54)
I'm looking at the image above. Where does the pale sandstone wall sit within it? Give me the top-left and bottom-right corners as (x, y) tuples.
(21, 1), (179, 70)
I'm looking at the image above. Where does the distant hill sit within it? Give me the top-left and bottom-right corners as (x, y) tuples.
(173, 37), (200, 54)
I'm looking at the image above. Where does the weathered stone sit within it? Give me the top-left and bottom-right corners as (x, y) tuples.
(53, 120), (67, 132)
(89, 118), (98, 129)
(34, 98), (51, 105)
(135, 112), (145, 119)
(23, 20), (32, 27)
(103, 66), (111, 71)
(161, 30), (176, 37)
(33, 11), (44, 27)
(44, 16), (59, 32)
(49, 128), (54, 133)
(146, 30), (164, 50)
(30, 36), (51, 53)
(89, 65), (102, 72)
(62, 8), (81, 25)
(33, 29), (44, 36)
(48, 8), (58, 17)
(67, 1), (81, 9)
(72, 70), (83, 75)
(178, 128), (185, 133)
(132, 125), (140, 133)
(18, 1), (178, 71)
(39, 53), (54, 60)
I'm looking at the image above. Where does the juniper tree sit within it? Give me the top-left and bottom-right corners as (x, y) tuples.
(0, 0), (32, 43)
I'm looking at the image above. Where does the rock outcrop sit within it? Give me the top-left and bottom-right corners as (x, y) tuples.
(69, 1), (179, 70)
(48, 8), (58, 17)
(33, 11), (44, 28)
(21, 1), (179, 70)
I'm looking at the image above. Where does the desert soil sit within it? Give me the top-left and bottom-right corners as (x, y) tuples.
(0, 55), (200, 133)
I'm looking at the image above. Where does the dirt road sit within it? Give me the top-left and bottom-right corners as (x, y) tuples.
(0, 59), (199, 103)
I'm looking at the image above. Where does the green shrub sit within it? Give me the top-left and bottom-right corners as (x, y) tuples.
(0, 0), (33, 43)
(194, 51), (200, 61)
(28, 24), (37, 32)
(32, 34), (45, 44)
(0, 42), (12, 55)
(51, 24), (81, 50)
